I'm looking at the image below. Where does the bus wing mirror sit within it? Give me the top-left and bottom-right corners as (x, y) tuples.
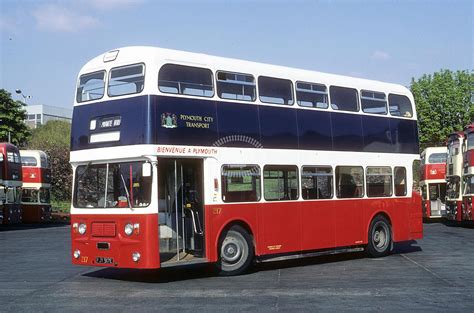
(142, 162), (152, 177)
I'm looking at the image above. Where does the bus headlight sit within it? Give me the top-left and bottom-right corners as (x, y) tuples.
(78, 223), (87, 235)
(124, 223), (134, 236)
(73, 249), (81, 259)
(132, 252), (140, 262)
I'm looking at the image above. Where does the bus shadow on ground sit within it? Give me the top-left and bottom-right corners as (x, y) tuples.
(0, 222), (69, 232)
(83, 240), (421, 283)
(83, 264), (218, 283)
(441, 220), (474, 229)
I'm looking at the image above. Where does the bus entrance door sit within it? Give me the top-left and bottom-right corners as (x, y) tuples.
(158, 158), (205, 265)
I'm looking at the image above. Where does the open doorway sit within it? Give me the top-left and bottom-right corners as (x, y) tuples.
(157, 158), (205, 265)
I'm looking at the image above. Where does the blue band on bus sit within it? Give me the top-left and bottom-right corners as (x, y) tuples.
(71, 95), (419, 153)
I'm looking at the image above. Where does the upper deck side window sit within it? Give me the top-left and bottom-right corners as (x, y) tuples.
(388, 94), (413, 118)
(258, 76), (294, 105)
(296, 82), (328, 109)
(216, 71), (256, 102)
(361, 90), (387, 115)
(108, 63), (145, 97)
(467, 132), (474, 150)
(330, 86), (359, 112)
(158, 64), (214, 98)
(428, 152), (447, 164)
(76, 71), (105, 103)
(21, 156), (38, 166)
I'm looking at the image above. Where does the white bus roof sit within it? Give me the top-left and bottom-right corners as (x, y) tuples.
(77, 46), (413, 107)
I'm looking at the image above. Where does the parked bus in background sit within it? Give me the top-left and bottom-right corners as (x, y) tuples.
(420, 147), (447, 219)
(0, 143), (23, 224)
(446, 131), (466, 221)
(20, 150), (52, 223)
(70, 47), (422, 275)
(0, 148), (3, 224)
(462, 124), (474, 221)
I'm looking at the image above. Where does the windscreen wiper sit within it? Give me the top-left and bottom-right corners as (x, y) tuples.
(119, 167), (133, 209)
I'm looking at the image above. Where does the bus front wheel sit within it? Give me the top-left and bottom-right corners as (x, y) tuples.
(217, 225), (254, 276)
(367, 215), (392, 258)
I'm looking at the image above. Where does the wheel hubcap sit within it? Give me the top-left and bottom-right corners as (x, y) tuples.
(373, 223), (389, 252)
(222, 239), (242, 263)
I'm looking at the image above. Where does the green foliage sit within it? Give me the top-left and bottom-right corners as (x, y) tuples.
(411, 69), (473, 151)
(28, 120), (72, 202)
(0, 89), (31, 146)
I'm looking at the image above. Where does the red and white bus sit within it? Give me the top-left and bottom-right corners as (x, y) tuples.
(70, 47), (422, 275)
(420, 147), (447, 219)
(20, 150), (52, 223)
(446, 131), (465, 221)
(462, 124), (474, 221)
(0, 143), (23, 224)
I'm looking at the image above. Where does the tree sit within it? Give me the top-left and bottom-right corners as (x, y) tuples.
(27, 120), (72, 202)
(0, 89), (30, 146)
(411, 70), (473, 151)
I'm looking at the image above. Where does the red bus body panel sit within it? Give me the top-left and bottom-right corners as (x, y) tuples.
(71, 214), (160, 269)
(205, 197), (422, 263)
(421, 164), (446, 181)
(22, 203), (52, 223)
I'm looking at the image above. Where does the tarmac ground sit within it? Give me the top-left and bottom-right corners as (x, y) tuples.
(0, 221), (473, 312)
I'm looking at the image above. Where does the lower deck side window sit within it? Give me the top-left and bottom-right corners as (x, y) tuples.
(221, 165), (261, 202)
(263, 165), (298, 201)
(394, 166), (407, 196)
(336, 166), (364, 198)
(301, 166), (333, 199)
(366, 167), (392, 197)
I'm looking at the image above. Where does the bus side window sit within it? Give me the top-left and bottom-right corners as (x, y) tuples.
(394, 166), (407, 196)
(389, 94), (413, 118)
(258, 76), (294, 105)
(158, 64), (214, 98)
(216, 71), (256, 102)
(296, 82), (329, 109)
(330, 86), (359, 112)
(366, 167), (392, 197)
(361, 90), (387, 115)
(221, 165), (261, 203)
(263, 165), (298, 201)
(301, 166), (333, 199)
(335, 166), (364, 198)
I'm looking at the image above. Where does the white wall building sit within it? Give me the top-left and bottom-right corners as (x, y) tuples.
(25, 105), (72, 128)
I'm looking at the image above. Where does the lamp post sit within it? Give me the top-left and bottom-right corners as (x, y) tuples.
(15, 89), (31, 105)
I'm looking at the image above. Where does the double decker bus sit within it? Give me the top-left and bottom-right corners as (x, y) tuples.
(20, 150), (52, 223)
(446, 131), (465, 221)
(0, 143), (23, 224)
(70, 47), (422, 275)
(420, 147), (447, 219)
(462, 124), (474, 221)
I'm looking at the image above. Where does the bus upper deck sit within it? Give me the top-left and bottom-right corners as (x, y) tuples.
(71, 46), (418, 155)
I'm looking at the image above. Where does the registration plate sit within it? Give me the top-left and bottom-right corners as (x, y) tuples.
(96, 257), (114, 264)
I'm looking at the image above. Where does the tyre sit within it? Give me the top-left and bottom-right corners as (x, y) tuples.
(367, 215), (392, 258)
(217, 225), (254, 276)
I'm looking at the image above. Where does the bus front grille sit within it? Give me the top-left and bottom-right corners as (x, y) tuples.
(91, 222), (116, 237)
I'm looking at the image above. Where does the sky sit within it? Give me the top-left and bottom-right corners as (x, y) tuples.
(0, 0), (472, 109)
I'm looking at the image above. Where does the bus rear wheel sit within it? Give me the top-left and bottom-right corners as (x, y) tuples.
(218, 225), (254, 276)
(367, 215), (392, 258)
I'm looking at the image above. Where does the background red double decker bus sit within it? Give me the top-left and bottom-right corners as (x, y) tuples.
(70, 47), (423, 275)
(20, 150), (52, 223)
(420, 147), (447, 219)
(446, 131), (465, 221)
(462, 124), (474, 221)
(0, 143), (23, 224)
